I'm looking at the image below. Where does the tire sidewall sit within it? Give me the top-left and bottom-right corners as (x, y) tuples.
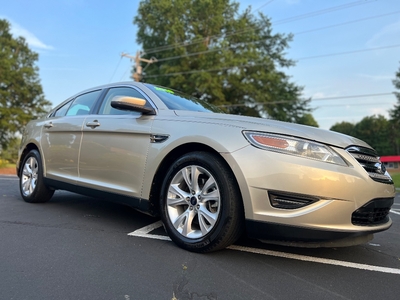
(19, 149), (45, 203)
(160, 152), (236, 251)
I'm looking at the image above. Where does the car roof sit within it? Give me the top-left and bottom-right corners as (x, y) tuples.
(52, 81), (171, 113)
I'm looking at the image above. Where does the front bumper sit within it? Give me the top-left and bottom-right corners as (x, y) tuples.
(222, 144), (395, 243)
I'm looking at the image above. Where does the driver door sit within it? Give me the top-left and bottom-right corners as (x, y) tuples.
(78, 86), (155, 198)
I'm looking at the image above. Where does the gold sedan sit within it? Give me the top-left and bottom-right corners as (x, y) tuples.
(17, 82), (396, 252)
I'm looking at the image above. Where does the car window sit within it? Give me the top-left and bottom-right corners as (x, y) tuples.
(66, 90), (101, 116)
(99, 87), (144, 115)
(53, 100), (72, 117)
(144, 84), (222, 113)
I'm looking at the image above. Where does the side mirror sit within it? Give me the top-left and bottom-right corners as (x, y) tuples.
(111, 96), (156, 115)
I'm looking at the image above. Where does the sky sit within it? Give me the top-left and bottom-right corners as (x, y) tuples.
(1, 0), (400, 129)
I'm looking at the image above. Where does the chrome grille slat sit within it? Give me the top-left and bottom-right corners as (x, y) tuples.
(351, 154), (380, 163)
(346, 146), (393, 184)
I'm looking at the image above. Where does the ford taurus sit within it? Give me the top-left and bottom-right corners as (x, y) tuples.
(17, 82), (395, 252)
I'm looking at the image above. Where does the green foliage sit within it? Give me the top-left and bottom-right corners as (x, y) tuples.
(0, 137), (20, 165)
(389, 63), (400, 122)
(134, 0), (313, 123)
(0, 159), (7, 168)
(296, 113), (319, 127)
(353, 115), (392, 156)
(330, 115), (394, 155)
(391, 172), (400, 189)
(388, 63), (400, 154)
(330, 121), (355, 136)
(0, 19), (51, 149)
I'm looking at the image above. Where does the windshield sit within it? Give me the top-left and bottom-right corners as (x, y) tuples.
(145, 84), (222, 113)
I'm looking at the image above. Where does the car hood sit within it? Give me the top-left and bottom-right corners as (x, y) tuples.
(173, 111), (372, 150)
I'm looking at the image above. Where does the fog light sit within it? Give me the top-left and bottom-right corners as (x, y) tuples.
(269, 192), (318, 209)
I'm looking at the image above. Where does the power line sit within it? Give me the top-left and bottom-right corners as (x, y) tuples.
(296, 44), (400, 61)
(141, 0), (375, 55)
(311, 93), (394, 101)
(142, 11), (400, 65)
(315, 102), (394, 109)
(155, 48), (220, 63)
(273, 0), (377, 25)
(253, 0), (274, 13)
(109, 56), (122, 83)
(295, 10), (400, 36)
(120, 66), (131, 81)
(144, 62), (270, 78)
(144, 44), (400, 78)
(216, 92), (395, 108)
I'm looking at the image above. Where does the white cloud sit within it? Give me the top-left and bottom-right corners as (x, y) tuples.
(366, 19), (400, 48)
(3, 17), (54, 50)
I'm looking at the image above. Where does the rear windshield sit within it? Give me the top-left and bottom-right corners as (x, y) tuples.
(145, 84), (222, 113)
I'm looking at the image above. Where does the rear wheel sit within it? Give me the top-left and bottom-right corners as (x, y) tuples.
(19, 150), (54, 203)
(160, 151), (244, 253)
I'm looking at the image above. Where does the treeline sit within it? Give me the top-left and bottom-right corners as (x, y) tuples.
(330, 115), (399, 156)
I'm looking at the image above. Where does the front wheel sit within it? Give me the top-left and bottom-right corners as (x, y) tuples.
(19, 149), (54, 203)
(160, 151), (244, 253)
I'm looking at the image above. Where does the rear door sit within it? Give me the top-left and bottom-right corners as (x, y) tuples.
(41, 90), (101, 183)
(78, 86), (155, 198)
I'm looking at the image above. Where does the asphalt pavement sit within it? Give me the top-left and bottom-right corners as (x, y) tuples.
(1, 175), (399, 300)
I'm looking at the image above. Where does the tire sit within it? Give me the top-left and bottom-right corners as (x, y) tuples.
(160, 151), (244, 253)
(19, 149), (54, 203)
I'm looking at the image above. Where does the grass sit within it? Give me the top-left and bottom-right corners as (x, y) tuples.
(0, 163), (16, 168)
(390, 172), (400, 189)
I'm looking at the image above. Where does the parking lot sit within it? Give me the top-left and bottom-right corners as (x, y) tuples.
(1, 174), (399, 300)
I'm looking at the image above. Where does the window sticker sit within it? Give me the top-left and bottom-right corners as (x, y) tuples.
(154, 87), (174, 94)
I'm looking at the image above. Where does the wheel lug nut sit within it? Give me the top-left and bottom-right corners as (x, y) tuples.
(189, 206), (193, 210)
(196, 204), (200, 209)
(198, 195), (201, 199)
(191, 191), (195, 195)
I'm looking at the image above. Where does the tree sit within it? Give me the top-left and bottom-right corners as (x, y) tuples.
(0, 137), (20, 165)
(0, 19), (51, 150)
(389, 63), (400, 154)
(353, 115), (392, 156)
(330, 121), (355, 136)
(296, 113), (319, 127)
(330, 116), (393, 155)
(389, 63), (400, 121)
(133, 0), (312, 123)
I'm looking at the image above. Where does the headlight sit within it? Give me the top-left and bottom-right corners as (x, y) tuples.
(243, 131), (348, 167)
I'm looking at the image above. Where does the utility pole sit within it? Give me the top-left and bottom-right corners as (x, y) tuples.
(121, 51), (157, 82)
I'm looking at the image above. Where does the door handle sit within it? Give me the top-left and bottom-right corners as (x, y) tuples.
(86, 121), (100, 129)
(44, 122), (53, 128)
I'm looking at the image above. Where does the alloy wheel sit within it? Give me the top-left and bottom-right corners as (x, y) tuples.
(21, 156), (38, 196)
(166, 165), (221, 239)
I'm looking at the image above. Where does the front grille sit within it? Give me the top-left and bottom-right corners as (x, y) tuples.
(346, 146), (393, 184)
(352, 198), (394, 226)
